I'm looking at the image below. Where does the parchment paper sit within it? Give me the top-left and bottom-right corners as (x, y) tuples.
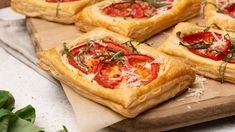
(26, 7), (235, 132)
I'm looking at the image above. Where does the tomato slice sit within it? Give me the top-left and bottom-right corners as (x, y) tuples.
(67, 40), (131, 74)
(181, 32), (231, 61)
(103, 1), (173, 18)
(94, 54), (160, 89)
(46, 0), (78, 2)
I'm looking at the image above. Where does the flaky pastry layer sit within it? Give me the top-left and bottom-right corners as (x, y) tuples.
(11, 0), (101, 24)
(75, 0), (201, 42)
(158, 22), (235, 84)
(37, 28), (195, 117)
(205, 0), (235, 32)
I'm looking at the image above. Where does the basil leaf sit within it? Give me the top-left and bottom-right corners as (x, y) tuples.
(0, 109), (43, 132)
(15, 105), (36, 123)
(0, 90), (15, 110)
(63, 43), (75, 58)
(0, 109), (17, 132)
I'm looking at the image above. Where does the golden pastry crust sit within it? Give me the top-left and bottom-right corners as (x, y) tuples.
(205, 0), (235, 32)
(11, 0), (101, 24)
(37, 28), (195, 118)
(158, 22), (235, 84)
(75, 0), (201, 42)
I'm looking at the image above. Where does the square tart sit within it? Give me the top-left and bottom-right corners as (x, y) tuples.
(159, 22), (235, 84)
(37, 28), (195, 118)
(205, 0), (235, 32)
(11, 0), (102, 24)
(75, 0), (201, 42)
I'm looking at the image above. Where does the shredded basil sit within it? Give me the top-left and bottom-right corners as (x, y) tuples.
(63, 43), (75, 58)
(179, 41), (211, 50)
(56, 0), (62, 17)
(101, 51), (125, 64)
(122, 40), (139, 53)
(77, 50), (89, 69)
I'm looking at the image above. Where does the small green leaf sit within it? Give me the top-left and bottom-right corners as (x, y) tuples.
(15, 105), (36, 123)
(63, 43), (75, 58)
(77, 50), (89, 69)
(0, 90), (15, 110)
(56, 0), (62, 17)
(0, 109), (43, 132)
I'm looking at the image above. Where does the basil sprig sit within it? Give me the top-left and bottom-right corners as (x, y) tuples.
(63, 43), (75, 58)
(179, 41), (211, 50)
(77, 50), (89, 70)
(0, 90), (43, 132)
(101, 51), (125, 64)
(122, 40), (139, 53)
(56, 0), (62, 17)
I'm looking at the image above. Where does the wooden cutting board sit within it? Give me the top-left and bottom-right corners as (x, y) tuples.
(0, 0), (10, 9)
(27, 14), (235, 131)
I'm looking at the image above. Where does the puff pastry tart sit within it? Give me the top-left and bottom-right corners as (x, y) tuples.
(75, 0), (201, 42)
(11, 0), (101, 24)
(159, 22), (235, 84)
(37, 28), (195, 117)
(205, 0), (235, 32)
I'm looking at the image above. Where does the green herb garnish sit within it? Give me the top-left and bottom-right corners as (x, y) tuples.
(122, 40), (139, 53)
(179, 41), (211, 50)
(101, 51), (125, 64)
(77, 50), (89, 69)
(56, 0), (62, 17)
(63, 43), (75, 58)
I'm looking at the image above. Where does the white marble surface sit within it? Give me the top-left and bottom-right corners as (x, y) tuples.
(0, 8), (79, 132)
(1, 7), (235, 132)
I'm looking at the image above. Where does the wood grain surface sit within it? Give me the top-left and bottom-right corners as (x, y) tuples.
(26, 14), (235, 131)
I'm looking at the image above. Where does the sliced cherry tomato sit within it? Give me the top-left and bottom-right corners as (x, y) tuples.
(103, 1), (173, 18)
(67, 40), (131, 74)
(182, 32), (231, 61)
(46, 0), (78, 2)
(94, 54), (160, 89)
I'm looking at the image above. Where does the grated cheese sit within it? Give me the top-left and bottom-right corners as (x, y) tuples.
(177, 75), (207, 101)
(211, 32), (227, 49)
